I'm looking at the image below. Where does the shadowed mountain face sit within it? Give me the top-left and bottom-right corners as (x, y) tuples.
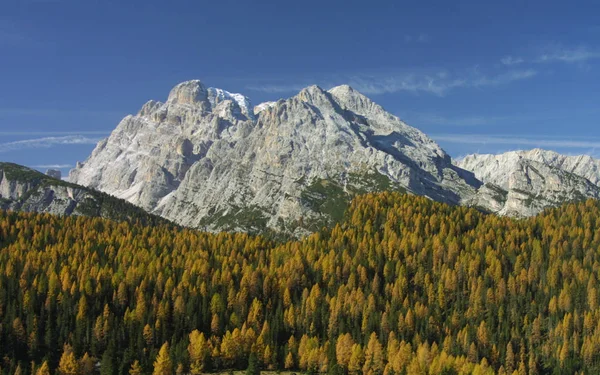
(69, 80), (480, 236)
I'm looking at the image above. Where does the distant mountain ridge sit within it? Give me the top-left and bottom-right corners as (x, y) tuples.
(457, 149), (600, 217)
(0, 162), (172, 226)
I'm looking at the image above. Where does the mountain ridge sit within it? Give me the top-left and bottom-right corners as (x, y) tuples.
(0, 162), (173, 226)
(457, 149), (600, 216)
(69, 79), (481, 236)
(68, 79), (600, 234)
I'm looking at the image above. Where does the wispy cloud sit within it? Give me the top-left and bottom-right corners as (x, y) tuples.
(0, 135), (101, 153)
(246, 69), (537, 96)
(431, 134), (600, 149)
(537, 44), (600, 63)
(405, 113), (507, 127)
(346, 69), (537, 96)
(30, 164), (73, 169)
(501, 56), (524, 66)
(0, 130), (111, 136)
(405, 108), (600, 128)
(0, 107), (126, 117)
(501, 44), (600, 66)
(245, 83), (311, 94)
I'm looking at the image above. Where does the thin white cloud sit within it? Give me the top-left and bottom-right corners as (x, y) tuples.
(245, 83), (310, 94)
(406, 113), (506, 127)
(432, 134), (600, 149)
(0, 130), (111, 136)
(501, 56), (524, 66)
(346, 69), (536, 96)
(0, 135), (101, 153)
(404, 108), (600, 128)
(537, 45), (600, 63)
(246, 69), (537, 96)
(0, 108), (125, 117)
(470, 70), (537, 87)
(503, 44), (600, 66)
(30, 164), (73, 169)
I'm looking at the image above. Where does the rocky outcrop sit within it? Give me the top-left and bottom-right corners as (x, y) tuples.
(70, 80), (482, 236)
(457, 150), (600, 217)
(0, 162), (170, 225)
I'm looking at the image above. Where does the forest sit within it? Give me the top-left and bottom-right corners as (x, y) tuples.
(1, 192), (600, 375)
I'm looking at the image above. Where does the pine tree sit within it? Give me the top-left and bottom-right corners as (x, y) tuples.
(505, 342), (515, 374)
(100, 349), (114, 375)
(246, 352), (259, 375)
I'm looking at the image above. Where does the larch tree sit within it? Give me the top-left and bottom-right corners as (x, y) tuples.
(129, 361), (143, 375)
(363, 333), (384, 375)
(335, 333), (354, 370)
(188, 330), (209, 374)
(58, 345), (80, 375)
(153, 342), (173, 375)
(35, 362), (51, 375)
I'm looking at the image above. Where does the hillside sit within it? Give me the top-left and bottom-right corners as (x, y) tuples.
(0, 162), (173, 227)
(1, 192), (599, 374)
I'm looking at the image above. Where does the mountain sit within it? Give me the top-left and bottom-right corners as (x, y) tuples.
(0, 162), (172, 226)
(457, 149), (600, 216)
(70, 80), (481, 236)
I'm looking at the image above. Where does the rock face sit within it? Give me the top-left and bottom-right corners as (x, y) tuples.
(457, 150), (600, 217)
(0, 162), (170, 225)
(70, 80), (481, 236)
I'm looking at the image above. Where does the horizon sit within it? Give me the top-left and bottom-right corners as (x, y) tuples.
(1, 0), (599, 175)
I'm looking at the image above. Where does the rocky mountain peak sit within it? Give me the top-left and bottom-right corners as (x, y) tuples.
(68, 79), (600, 234)
(166, 80), (209, 105)
(66, 79), (476, 235)
(295, 85), (332, 105)
(328, 84), (382, 117)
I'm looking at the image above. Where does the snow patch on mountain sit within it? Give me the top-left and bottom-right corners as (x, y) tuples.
(207, 87), (255, 120)
(253, 101), (277, 114)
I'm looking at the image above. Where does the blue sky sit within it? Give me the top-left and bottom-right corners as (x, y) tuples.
(1, 0), (600, 175)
